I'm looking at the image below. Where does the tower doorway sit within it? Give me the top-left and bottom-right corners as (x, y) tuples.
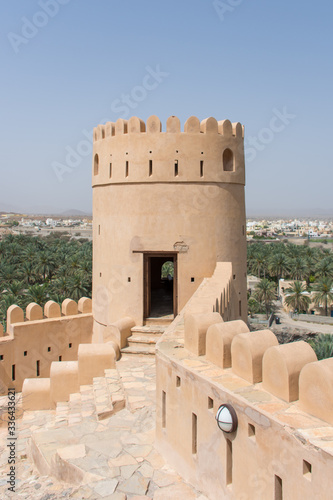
(143, 253), (178, 320)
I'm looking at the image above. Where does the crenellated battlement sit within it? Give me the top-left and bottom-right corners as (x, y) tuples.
(155, 269), (333, 499)
(0, 298), (93, 395)
(3, 297), (92, 335)
(93, 115), (244, 141)
(92, 115), (245, 187)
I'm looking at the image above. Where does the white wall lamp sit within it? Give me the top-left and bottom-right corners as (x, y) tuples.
(216, 404), (238, 433)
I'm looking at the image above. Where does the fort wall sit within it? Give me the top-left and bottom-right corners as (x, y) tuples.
(155, 268), (333, 499)
(0, 298), (93, 394)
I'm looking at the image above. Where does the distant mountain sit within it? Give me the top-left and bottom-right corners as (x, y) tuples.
(0, 202), (21, 213)
(0, 202), (91, 216)
(61, 209), (91, 216)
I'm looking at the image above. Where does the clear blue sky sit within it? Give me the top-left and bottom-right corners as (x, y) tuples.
(1, 0), (332, 215)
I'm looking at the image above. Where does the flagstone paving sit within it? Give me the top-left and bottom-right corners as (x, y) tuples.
(0, 355), (208, 499)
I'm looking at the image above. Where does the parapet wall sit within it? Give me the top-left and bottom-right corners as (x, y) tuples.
(0, 298), (93, 394)
(155, 271), (333, 499)
(92, 115), (245, 187)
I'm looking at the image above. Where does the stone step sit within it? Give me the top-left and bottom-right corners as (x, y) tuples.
(131, 325), (166, 335)
(121, 344), (156, 356)
(93, 369), (126, 421)
(52, 401), (69, 429)
(104, 368), (126, 414)
(128, 334), (162, 346)
(79, 384), (96, 420)
(144, 317), (173, 326)
(47, 369), (125, 428)
(68, 392), (82, 426)
(29, 368), (127, 484)
(93, 376), (114, 420)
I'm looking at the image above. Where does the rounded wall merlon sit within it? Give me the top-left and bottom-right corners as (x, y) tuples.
(184, 312), (223, 356)
(166, 115), (181, 133)
(115, 119), (128, 135)
(26, 302), (43, 321)
(61, 298), (78, 316)
(262, 341), (317, 402)
(92, 115), (244, 141)
(44, 300), (61, 318)
(200, 117), (218, 134)
(206, 319), (249, 369)
(105, 121), (115, 137)
(128, 116), (146, 133)
(78, 297), (92, 314)
(231, 329), (278, 384)
(78, 343), (116, 385)
(147, 115), (162, 133)
(50, 361), (79, 404)
(299, 357), (333, 426)
(7, 304), (24, 330)
(22, 378), (52, 411)
(184, 115), (200, 133)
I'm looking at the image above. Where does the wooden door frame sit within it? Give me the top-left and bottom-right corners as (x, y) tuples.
(141, 251), (178, 320)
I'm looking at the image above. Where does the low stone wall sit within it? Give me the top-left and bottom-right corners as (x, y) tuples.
(22, 343), (117, 411)
(0, 298), (93, 394)
(155, 267), (333, 499)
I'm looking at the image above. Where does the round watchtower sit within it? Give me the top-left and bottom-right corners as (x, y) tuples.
(92, 115), (247, 336)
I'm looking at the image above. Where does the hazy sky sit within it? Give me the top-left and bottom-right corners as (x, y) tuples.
(1, 1), (332, 215)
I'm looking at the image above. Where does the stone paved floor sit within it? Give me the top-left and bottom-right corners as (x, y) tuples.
(0, 355), (208, 499)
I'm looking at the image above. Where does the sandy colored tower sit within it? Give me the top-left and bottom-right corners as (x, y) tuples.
(92, 114), (247, 339)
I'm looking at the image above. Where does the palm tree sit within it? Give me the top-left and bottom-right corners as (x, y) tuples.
(24, 284), (49, 306)
(67, 275), (89, 300)
(285, 243), (300, 259)
(248, 298), (259, 318)
(0, 264), (19, 289)
(284, 281), (311, 313)
(315, 257), (333, 279)
(22, 244), (38, 263)
(288, 256), (307, 281)
(312, 278), (333, 316)
(303, 255), (317, 288)
(249, 246), (268, 279)
(268, 253), (289, 297)
(6, 280), (25, 299)
(51, 276), (70, 296)
(35, 251), (57, 281)
(268, 253), (289, 281)
(253, 278), (277, 319)
(66, 256), (81, 276)
(19, 261), (37, 286)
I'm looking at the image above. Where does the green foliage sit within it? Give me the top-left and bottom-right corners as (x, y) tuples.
(253, 278), (277, 319)
(247, 297), (263, 317)
(312, 277), (333, 316)
(0, 234), (92, 330)
(247, 241), (333, 311)
(309, 334), (333, 360)
(284, 281), (311, 313)
(161, 261), (174, 278)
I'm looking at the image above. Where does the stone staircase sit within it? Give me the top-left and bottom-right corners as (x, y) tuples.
(29, 367), (127, 483)
(47, 368), (125, 430)
(121, 324), (168, 355)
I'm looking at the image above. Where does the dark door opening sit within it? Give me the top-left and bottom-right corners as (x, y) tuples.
(144, 253), (178, 320)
